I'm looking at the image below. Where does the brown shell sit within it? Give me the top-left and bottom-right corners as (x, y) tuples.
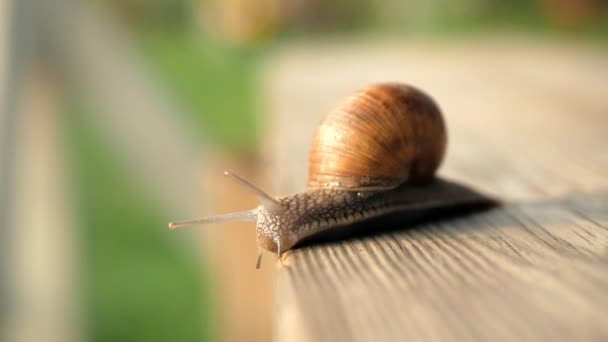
(307, 83), (447, 191)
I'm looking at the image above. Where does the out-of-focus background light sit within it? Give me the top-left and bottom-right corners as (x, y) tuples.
(0, 0), (606, 342)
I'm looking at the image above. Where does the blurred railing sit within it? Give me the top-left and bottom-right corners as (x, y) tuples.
(1, 0), (207, 341)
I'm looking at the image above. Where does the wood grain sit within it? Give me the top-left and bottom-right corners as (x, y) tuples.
(264, 38), (608, 342)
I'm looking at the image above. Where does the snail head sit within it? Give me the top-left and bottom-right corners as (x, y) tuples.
(168, 171), (294, 268)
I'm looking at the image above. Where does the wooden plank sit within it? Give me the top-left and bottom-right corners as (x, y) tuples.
(264, 38), (608, 342)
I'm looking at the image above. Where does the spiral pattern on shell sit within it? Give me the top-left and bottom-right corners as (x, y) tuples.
(307, 83), (447, 191)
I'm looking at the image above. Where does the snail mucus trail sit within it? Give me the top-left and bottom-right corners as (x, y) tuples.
(169, 83), (448, 269)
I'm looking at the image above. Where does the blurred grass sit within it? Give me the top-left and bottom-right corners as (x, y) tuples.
(63, 102), (216, 342)
(139, 32), (266, 152)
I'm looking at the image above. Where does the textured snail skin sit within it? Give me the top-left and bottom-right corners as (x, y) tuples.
(256, 83), (448, 253)
(255, 188), (380, 252)
(308, 83), (446, 190)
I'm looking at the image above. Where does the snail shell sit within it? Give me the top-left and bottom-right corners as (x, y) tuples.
(308, 83), (446, 190)
(169, 82), (450, 268)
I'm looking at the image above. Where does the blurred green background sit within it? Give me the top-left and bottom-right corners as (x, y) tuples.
(2, 0), (607, 341)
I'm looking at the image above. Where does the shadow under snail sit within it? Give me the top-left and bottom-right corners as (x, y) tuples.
(169, 83), (455, 268)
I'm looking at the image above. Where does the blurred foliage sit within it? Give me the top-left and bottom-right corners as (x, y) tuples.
(139, 33), (264, 152)
(102, 0), (192, 31)
(63, 102), (216, 342)
(100, 0), (264, 152)
(280, 0), (373, 33)
(100, 0), (266, 151)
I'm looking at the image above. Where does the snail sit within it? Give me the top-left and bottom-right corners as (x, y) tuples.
(169, 83), (449, 268)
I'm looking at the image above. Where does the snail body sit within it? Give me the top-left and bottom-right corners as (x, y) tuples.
(169, 83), (447, 267)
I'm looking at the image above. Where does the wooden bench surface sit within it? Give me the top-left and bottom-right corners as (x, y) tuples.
(263, 39), (608, 342)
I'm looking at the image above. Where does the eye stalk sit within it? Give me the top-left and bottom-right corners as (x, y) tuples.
(222, 171), (284, 214)
(167, 209), (257, 229)
(167, 170), (282, 269)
